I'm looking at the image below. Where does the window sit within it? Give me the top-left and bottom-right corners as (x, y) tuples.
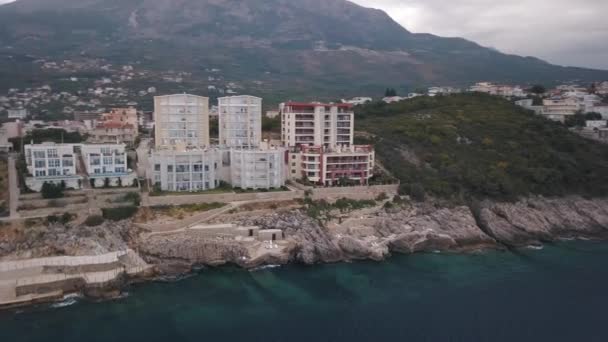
(48, 169), (59, 176)
(63, 169), (71, 175)
(34, 151), (45, 159)
(35, 160), (46, 168)
(115, 167), (125, 173)
(103, 157), (113, 165)
(47, 149), (58, 158)
(35, 170), (46, 177)
(48, 159), (61, 168)
(167, 165), (174, 172)
(204, 165), (209, 172)
(94, 168), (101, 174)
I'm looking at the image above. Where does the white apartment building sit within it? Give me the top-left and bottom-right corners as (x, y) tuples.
(342, 97), (372, 106)
(541, 98), (580, 122)
(8, 108), (28, 120)
(154, 94), (210, 148)
(149, 148), (221, 192)
(280, 102), (354, 149)
(469, 83), (526, 97)
(428, 87), (461, 97)
(289, 145), (375, 186)
(82, 144), (135, 188)
(218, 95), (262, 148)
(24, 143), (82, 191)
(230, 146), (286, 189)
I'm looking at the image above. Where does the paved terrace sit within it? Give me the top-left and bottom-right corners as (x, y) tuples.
(0, 250), (152, 307)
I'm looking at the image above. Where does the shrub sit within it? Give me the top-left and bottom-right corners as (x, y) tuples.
(102, 206), (138, 221)
(85, 215), (104, 227)
(41, 182), (65, 199)
(376, 192), (389, 201)
(122, 192), (141, 206)
(409, 183), (426, 202)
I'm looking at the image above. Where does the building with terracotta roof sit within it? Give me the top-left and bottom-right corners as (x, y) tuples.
(90, 107), (139, 145)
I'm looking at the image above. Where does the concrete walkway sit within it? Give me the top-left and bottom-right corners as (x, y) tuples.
(8, 155), (20, 219)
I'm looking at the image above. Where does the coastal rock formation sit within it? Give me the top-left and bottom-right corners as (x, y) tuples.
(134, 196), (608, 274)
(477, 196), (608, 246)
(0, 220), (136, 260)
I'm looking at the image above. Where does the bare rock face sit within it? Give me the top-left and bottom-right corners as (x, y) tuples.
(141, 234), (249, 267)
(477, 197), (608, 246)
(0, 220), (135, 260)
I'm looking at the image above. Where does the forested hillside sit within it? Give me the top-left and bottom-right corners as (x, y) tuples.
(356, 94), (608, 201)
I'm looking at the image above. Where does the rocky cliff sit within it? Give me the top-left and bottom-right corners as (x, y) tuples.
(134, 196), (608, 273)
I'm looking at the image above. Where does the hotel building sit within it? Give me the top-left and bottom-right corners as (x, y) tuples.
(218, 95), (262, 148)
(280, 102), (375, 186)
(153, 94), (210, 148)
(280, 102), (354, 148)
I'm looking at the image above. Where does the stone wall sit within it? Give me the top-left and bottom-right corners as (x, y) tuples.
(144, 184), (399, 207)
(310, 184), (399, 203)
(146, 190), (302, 207)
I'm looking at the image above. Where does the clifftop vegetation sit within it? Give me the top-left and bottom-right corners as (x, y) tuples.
(356, 93), (608, 201)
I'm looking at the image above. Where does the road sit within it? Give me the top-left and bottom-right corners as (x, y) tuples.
(7, 155), (20, 219)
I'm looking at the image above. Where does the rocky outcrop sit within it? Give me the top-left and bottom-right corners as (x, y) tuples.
(477, 196), (608, 246)
(134, 196), (608, 274)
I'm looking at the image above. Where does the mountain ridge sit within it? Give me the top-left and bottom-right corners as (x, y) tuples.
(0, 0), (606, 97)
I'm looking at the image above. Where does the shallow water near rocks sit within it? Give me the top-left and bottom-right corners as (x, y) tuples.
(2, 241), (608, 342)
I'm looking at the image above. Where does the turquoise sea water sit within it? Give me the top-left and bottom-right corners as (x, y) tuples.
(2, 241), (608, 341)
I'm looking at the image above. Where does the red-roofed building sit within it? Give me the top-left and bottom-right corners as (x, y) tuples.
(90, 107), (139, 145)
(279, 101), (375, 186)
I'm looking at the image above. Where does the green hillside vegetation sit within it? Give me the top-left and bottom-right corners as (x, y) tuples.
(356, 94), (608, 201)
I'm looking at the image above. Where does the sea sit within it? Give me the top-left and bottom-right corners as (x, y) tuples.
(1, 241), (608, 342)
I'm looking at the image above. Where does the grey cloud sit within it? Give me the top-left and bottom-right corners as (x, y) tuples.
(352, 0), (608, 70)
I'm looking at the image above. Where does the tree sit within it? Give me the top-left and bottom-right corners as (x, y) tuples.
(529, 85), (546, 95)
(385, 88), (397, 97)
(41, 182), (65, 199)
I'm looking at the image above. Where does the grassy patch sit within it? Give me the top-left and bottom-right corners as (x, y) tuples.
(150, 202), (225, 219)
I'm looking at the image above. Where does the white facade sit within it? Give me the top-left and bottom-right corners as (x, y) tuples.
(342, 97), (372, 106)
(82, 144), (135, 187)
(280, 102), (354, 149)
(428, 87), (461, 97)
(382, 96), (407, 103)
(154, 94), (210, 149)
(291, 145), (375, 186)
(230, 147), (286, 189)
(150, 148), (221, 192)
(541, 98), (580, 122)
(218, 95), (262, 148)
(8, 108), (28, 120)
(24, 143), (82, 191)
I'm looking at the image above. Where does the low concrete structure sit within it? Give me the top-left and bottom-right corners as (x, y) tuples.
(258, 229), (285, 241)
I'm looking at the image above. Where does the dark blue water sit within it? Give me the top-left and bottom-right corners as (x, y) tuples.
(2, 241), (608, 342)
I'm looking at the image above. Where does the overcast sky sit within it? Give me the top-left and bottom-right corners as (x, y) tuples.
(351, 0), (608, 70)
(0, 0), (606, 70)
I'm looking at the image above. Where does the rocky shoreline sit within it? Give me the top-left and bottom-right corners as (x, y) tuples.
(2, 196), (608, 309)
(138, 196), (608, 273)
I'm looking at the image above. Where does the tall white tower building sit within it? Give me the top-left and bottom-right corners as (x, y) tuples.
(153, 94), (210, 148)
(218, 95), (262, 148)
